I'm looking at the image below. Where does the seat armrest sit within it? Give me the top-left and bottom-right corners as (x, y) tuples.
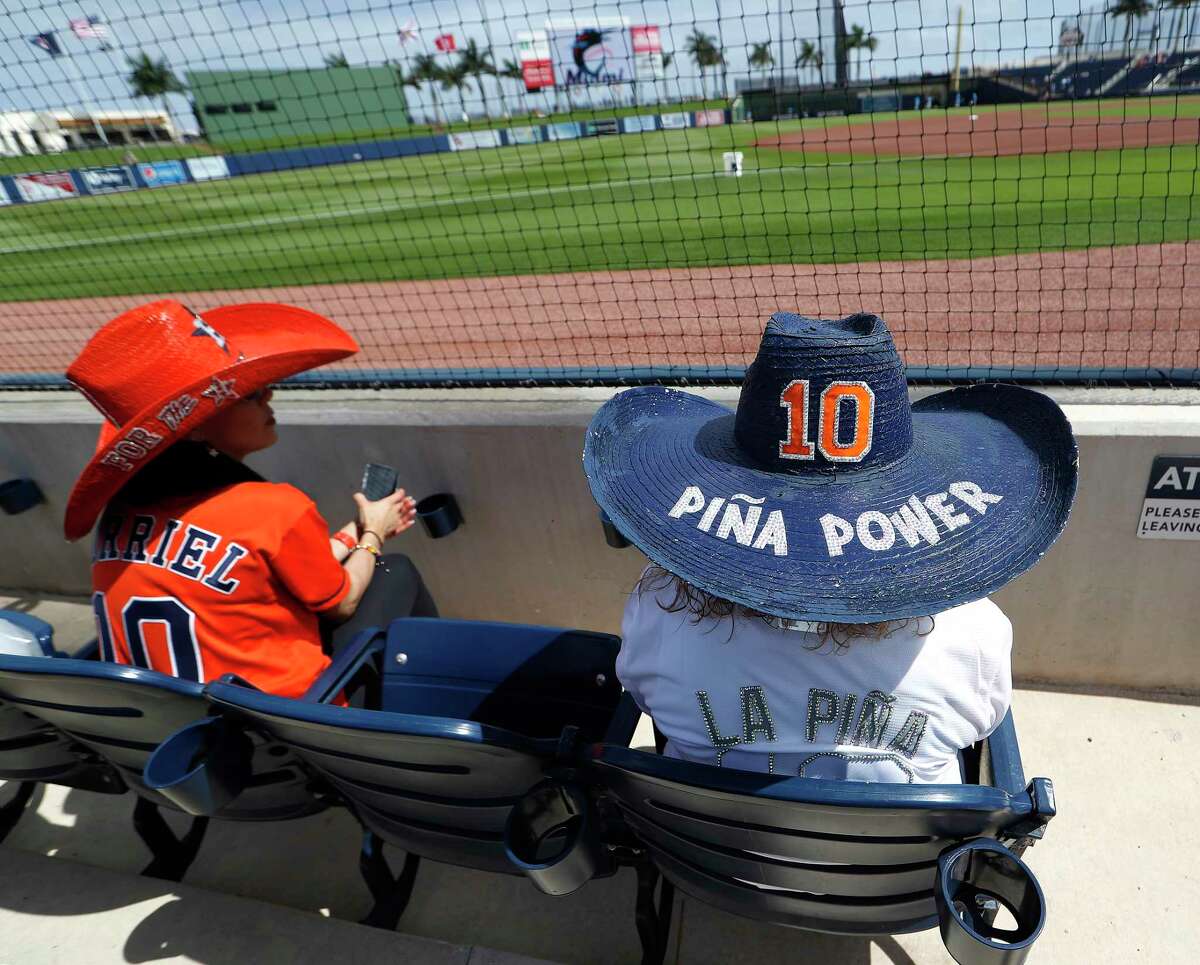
(980, 710), (1026, 795)
(304, 627), (385, 704)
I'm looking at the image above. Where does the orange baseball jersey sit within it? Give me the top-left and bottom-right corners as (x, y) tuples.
(91, 481), (350, 699)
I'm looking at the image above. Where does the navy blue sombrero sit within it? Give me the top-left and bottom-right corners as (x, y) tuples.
(583, 312), (1078, 622)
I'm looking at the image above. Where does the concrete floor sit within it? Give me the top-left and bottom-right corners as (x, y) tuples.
(0, 596), (1196, 963)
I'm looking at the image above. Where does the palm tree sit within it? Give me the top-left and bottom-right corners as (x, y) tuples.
(661, 51), (674, 104)
(499, 58), (525, 116)
(860, 33), (878, 81)
(392, 62), (421, 126)
(796, 39), (826, 85)
(324, 51), (350, 68)
(844, 24), (876, 80)
(685, 30), (723, 100)
(1108, 0), (1153, 55)
(749, 42), (774, 86)
(440, 61), (473, 121)
(456, 39), (495, 118)
(412, 53), (446, 125)
(126, 51), (185, 142)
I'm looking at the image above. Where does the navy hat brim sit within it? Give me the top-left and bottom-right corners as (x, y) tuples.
(583, 384), (1078, 622)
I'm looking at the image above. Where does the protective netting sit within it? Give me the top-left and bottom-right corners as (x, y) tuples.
(1, 1), (1198, 387)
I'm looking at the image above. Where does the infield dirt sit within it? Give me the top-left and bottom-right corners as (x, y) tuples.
(1, 241), (1195, 378)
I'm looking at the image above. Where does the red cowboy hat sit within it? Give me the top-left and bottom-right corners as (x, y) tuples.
(63, 299), (358, 541)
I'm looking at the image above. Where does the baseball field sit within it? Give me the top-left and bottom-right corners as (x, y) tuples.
(1, 97), (1198, 378)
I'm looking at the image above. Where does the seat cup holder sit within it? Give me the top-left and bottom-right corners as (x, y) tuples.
(936, 838), (1046, 965)
(504, 780), (603, 896)
(144, 716), (253, 816)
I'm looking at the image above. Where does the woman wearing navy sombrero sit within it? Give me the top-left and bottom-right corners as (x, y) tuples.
(584, 313), (1077, 784)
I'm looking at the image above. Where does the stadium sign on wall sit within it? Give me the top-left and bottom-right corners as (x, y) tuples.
(13, 171), (77, 202)
(186, 156), (230, 181)
(508, 125), (542, 144)
(80, 165), (135, 193)
(140, 160), (188, 187)
(518, 31), (554, 91)
(448, 130), (502, 151)
(1137, 456), (1200, 540)
(551, 27), (634, 88)
(630, 25), (664, 80)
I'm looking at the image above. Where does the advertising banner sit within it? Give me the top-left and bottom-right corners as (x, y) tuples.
(447, 129), (502, 151)
(659, 112), (691, 129)
(186, 156), (230, 181)
(694, 108), (726, 127)
(548, 122), (581, 141)
(518, 31), (554, 91)
(0, 182), (11, 205)
(139, 160), (188, 187)
(507, 125), (543, 145)
(630, 25), (665, 80)
(551, 27), (634, 89)
(522, 60), (555, 91)
(13, 171), (77, 202)
(583, 118), (620, 136)
(622, 114), (658, 133)
(80, 165), (135, 194)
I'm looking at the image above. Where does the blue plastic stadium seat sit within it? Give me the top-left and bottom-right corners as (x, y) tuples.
(146, 617), (630, 928)
(0, 646), (326, 879)
(508, 711), (1054, 965)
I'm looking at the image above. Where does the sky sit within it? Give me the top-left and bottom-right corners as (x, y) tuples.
(0, 0), (1139, 130)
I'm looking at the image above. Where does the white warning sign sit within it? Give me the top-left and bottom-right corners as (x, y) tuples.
(1137, 456), (1200, 540)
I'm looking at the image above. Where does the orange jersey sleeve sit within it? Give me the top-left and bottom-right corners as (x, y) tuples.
(266, 491), (351, 613)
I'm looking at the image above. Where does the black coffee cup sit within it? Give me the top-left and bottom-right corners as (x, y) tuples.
(599, 510), (631, 549)
(0, 478), (44, 515)
(416, 493), (462, 539)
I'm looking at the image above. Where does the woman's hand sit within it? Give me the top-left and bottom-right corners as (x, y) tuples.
(353, 489), (417, 543)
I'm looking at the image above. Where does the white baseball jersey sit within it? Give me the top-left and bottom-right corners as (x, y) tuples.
(617, 580), (1012, 784)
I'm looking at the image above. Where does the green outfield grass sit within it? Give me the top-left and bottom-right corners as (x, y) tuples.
(0, 115), (1197, 302)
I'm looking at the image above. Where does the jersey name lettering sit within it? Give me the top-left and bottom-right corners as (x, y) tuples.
(94, 513), (248, 596)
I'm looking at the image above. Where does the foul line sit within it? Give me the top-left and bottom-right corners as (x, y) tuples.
(0, 162), (847, 257)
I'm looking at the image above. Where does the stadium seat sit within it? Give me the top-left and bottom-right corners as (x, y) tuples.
(146, 617), (631, 928)
(0, 611), (326, 879)
(508, 709), (1054, 965)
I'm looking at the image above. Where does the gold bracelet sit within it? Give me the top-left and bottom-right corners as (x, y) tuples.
(353, 542), (381, 558)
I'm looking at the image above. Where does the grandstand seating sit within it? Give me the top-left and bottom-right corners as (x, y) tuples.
(3, 610), (1055, 960)
(1051, 56), (1130, 98)
(993, 63), (1057, 92)
(0, 610), (330, 878)
(521, 713), (1053, 964)
(1114, 51), (1191, 94)
(147, 617), (630, 928)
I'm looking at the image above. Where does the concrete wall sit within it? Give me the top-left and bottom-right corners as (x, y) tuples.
(1, 387), (1198, 695)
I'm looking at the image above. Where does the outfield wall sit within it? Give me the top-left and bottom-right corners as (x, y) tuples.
(0, 388), (1197, 695)
(0, 109), (717, 206)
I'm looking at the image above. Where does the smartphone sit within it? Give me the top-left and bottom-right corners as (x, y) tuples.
(360, 462), (398, 501)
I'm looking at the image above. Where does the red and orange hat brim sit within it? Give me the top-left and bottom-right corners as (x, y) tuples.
(64, 303), (357, 542)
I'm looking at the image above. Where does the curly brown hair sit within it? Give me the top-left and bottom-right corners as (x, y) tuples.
(635, 565), (933, 651)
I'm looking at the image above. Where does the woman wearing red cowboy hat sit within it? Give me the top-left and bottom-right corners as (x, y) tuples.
(64, 300), (437, 699)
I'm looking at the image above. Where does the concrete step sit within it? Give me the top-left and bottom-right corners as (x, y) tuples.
(0, 846), (559, 965)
